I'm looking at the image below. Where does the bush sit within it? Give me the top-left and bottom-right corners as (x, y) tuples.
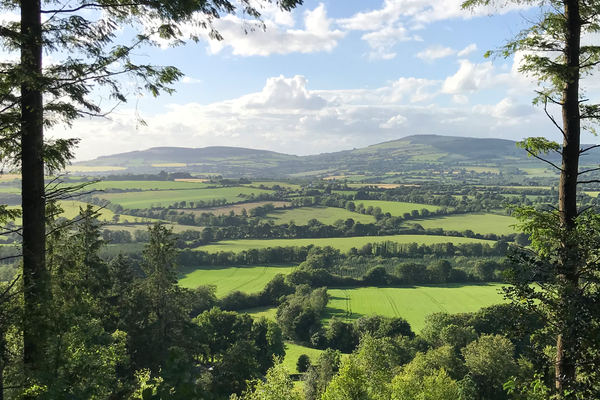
(297, 354), (312, 373)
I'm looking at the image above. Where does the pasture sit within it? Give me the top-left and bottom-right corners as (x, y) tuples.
(86, 180), (216, 191)
(414, 213), (518, 235)
(246, 284), (505, 334)
(197, 235), (493, 254)
(355, 200), (439, 216)
(178, 264), (296, 297)
(264, 206), (375, 225)
(98, 187), (273, 209)
(325, 284), (505, 332)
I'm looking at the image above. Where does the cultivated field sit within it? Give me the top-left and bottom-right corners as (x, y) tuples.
(98, 187), (273, 209)
(414, 213), (518, 235)
(179, 264), (296, 296)
(197, 235), (493, 253)
(356, 200), (440, 216)
(264, 206), (375, 225)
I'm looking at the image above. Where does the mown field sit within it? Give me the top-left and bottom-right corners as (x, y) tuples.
(264, 206), (375, 225)
(325, 284), (505, 332)
(98, 187), (273, 209)
(179, 264), (296, 297)
(244, 284), (505, 334)
(197, 235), (493, 253)
(355, 200), (440, 216)
(414, 213), (518, 235)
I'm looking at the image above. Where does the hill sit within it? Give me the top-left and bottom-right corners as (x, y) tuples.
(72, 134), (599, 179)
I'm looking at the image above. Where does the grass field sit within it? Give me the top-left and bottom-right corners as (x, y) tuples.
(178, 264), (296, 296)
(246, 284), (505, 334)
(264, 207), (375, 225)
(356, 200), (439, 216)
(281, 342), (328, 372)
(99, 187), (273, 209)
(414, 213), (518, 235)
(87, 180), (216, 191)
(325, 284), (505, 331)
(198, 235), (493, 254)
(66, 165), (126, 172)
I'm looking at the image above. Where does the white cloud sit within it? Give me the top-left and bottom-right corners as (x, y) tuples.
(362, 24), (416, 60)
(240, 75), (327, 111)
(389, 77), (440, 102)
(206, 4), (345, 56)
(380, 114), (408, 128)
(181, 77), (201, 84)
(457, 43), (477, 57)
(416, 45), (456, 62)
(441, 59), (500, 94)
(452, 94), (469, 104)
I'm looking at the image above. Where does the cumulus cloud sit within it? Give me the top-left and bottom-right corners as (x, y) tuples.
(241, 75), (327, 111)
(441, 60), (500, 94)
(457, 43), (477, 57)
(206, 4), (345, 56)
(389, 77), (440, 102)
(362, 24), (417, 59)
(380, 114), (408, 128)
(416, 45), (456, 62)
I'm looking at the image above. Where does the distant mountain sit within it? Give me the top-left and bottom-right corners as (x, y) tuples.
(73, 134), (600, 177)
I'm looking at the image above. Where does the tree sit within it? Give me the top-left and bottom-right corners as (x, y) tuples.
(461, 0), (600, 395)
(5, 0), (304, 382)
(297, 354), (311, 373)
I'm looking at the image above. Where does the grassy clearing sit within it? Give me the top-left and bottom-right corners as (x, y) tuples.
(264, 207), (375, 225)
(87, 180), (216, 191)
(198, 235), (493, 254)
(355, 200), (440, 216)
(281, 342), (327, 373)
(414, 213), (518, 235)
(585, 191), (600, 197)
(99, 187), (273, 209)
(178, 264), (296, 296)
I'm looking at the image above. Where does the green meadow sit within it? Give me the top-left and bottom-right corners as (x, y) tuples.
(245, 284), (505, 334)
(414, 213), (518, 236)
(325, 284), (505, 332)
(264, 206), (375, 225)
(86, 180), (217, 191)
(197, 235), (493, 253)
(355, 200), (440, 216)
(99, 187), (273, 209)
(179, 264), (296, 297)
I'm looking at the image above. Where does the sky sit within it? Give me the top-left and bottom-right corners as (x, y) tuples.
(33, 1), (600, 160)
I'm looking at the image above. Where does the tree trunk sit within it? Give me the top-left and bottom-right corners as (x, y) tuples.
(556, 0), (581, 392)
(20, 0), (47, 377)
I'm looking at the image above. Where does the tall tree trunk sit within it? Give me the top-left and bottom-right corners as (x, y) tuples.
(20, 0), (47, 378)
(556, 0), (581, 392)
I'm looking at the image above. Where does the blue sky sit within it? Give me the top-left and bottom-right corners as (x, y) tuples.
(39, 0), (600, 160)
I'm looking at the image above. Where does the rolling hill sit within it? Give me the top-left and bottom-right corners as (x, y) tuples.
(72, 134), (599, 178)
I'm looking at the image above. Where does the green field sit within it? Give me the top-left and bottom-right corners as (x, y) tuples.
(179, 264), (296, 296)
(198, 235), (493, 253)
(99, 187), (273, 209)
(414, 213), (518, 235)
(356, 200), (440, 216)
(87, 180), (217, 191)
(325, 284), (505, 331)
(246, 284), (505, 334)
(264, 206), (375, 225)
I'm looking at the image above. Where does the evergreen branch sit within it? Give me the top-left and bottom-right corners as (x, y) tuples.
(41, 3), (147, 14)
(580, 144), (600, 154)
(524, 149), (563, 171)
(577, 167), (600, 175)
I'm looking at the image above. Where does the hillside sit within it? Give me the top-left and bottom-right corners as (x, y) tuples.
(72, 134), (599, 179)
